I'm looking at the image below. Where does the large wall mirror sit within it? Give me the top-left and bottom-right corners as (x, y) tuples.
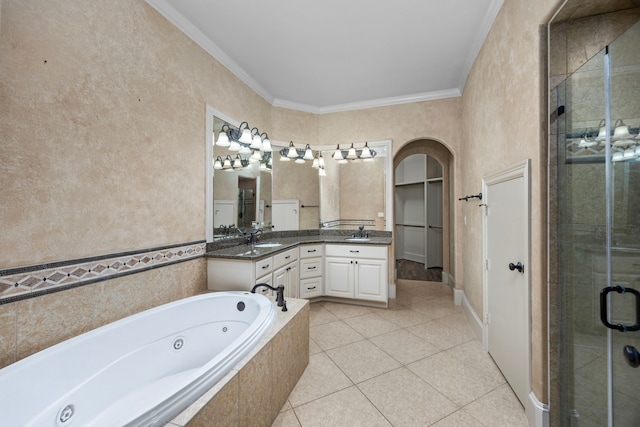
(205, 106), (392, 242)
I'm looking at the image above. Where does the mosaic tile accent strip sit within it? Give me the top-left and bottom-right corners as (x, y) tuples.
(0, 242), (206, 303)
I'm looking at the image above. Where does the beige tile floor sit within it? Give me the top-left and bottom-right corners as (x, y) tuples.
(272, 280), (528, 427)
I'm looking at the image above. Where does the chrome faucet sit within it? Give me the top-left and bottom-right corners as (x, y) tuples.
(251, 283), (287, 311)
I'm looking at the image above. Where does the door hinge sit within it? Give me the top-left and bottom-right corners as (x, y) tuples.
(485, 259), (490, 270)
(485, 313), (491, 324)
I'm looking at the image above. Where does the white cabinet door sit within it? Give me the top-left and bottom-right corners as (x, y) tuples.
(273, 261), (299, 299)
(355, 259), (387, 302)
(325, 257), (354, 298)
(287, 261), (299, 299)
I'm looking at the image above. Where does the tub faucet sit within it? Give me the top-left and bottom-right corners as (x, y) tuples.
(251, 283), (288, 312)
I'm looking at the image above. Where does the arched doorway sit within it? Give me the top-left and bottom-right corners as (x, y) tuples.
(394, 139), (454, 284)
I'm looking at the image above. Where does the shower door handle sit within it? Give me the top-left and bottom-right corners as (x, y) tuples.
(599, 286), (640, 332)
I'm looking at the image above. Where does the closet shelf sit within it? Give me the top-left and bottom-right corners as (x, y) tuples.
(395, 181), (425, 187)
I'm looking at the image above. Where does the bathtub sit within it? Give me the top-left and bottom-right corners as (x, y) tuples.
(0, 291), (276, 427)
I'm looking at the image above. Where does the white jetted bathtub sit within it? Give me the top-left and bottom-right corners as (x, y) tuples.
(0, 291), (276, 427)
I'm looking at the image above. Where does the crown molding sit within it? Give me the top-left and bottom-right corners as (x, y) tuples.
(145, 0), (275, 105)
(457, 0), (504, 92)
(273, 88), (462, 115)
(146, 0), (483, 115)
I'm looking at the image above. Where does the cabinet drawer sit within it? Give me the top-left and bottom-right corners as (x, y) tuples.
(300, 277), (323, 299)
(300, 244), (324, 258)
(325, 244), (387, 259)
(274, 248), (299, 269)
(254, 256), (273, 277)
(300, 258), (323, 279)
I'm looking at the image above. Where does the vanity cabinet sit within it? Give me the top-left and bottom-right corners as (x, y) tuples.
(208, 242), (388, 305)
(207, 247), (299, 298)
(299, 244), (324, 298)
(324, 244), (388, 303)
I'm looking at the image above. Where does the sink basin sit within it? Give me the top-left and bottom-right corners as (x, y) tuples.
(344, 238), (370, 242)
(254, 242), (283, 248)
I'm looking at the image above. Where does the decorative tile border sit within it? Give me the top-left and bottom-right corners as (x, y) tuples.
(320, 219), (376, 229)
(0, 241), (206, 304)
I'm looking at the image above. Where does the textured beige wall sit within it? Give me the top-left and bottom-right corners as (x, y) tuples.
(461, 0), (562, 403)
(0, 0), (271, 268)
(0, 0), (267, 365)
(339, 158), (385, 229)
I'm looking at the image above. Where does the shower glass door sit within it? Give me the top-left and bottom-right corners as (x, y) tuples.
(558, 20), (640, 427)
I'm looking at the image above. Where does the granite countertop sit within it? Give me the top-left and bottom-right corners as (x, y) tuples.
(205, 231), (392, 261)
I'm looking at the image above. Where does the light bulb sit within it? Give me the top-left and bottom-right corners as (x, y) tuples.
(287, 142), (298, 158)
(346, 143), (357, 160)
(216, 131), (230, 147)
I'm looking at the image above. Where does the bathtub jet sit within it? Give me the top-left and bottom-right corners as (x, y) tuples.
(0, 291), (276, 427)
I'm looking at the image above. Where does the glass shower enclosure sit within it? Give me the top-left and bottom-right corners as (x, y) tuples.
(556, 20), (640, 426)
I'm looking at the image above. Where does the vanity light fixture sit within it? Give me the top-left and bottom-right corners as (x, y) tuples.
(332, 142), (376, 162)
(215, 121), (273, 155)
(319, 166), (327, 177)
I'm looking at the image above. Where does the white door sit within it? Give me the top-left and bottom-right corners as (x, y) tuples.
(483, 160), (530, 408)
(213, 200), (236, 228)
(271, 200), (299, 231)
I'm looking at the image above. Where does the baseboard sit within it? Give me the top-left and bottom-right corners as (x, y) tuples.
(527, 392), (549, 427)
(388, 282), (397, 299)
(460, 291), (483, 343)
(453, 288), (463, 306)
(442, 271), (450, 285)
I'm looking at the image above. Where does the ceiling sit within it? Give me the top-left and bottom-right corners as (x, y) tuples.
(147, 0), (504, 114)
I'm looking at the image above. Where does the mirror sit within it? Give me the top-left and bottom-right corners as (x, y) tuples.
(318, 142), (390, 231)
(271, 144), (320, 230)
(205, 105), (392, 242)
(211, 114), (273, 239)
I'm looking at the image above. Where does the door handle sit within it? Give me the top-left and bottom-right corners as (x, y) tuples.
(508, 262), (524, 273)
(600, 286), (640, 332)
(623, 345), (640, 368)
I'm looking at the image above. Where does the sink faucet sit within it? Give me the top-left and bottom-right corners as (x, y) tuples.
(352, 224), (369, 239)
(245, 228), (263, 251)
(251, 283), (287, 311)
